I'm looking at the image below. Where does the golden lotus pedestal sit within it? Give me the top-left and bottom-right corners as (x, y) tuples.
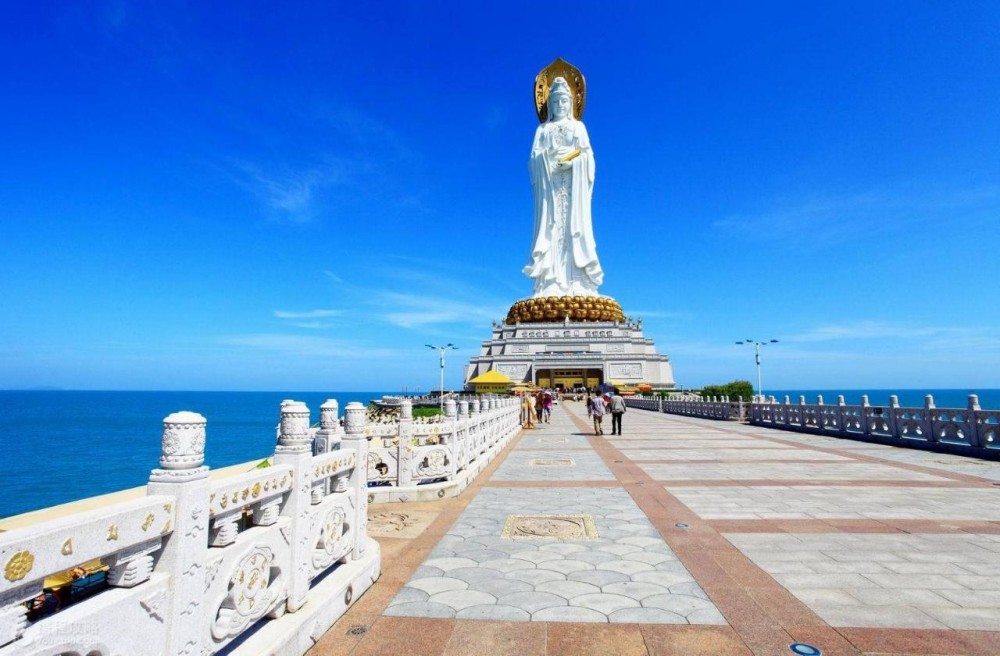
(504, 296), (625, 325)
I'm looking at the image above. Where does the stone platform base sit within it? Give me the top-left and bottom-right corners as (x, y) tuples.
(228, 542), (381, 656)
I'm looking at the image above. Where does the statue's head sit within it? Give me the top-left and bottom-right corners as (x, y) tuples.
(548, 77), (573, 121)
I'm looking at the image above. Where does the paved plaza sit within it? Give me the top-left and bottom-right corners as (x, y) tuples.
(310, 402), (1000, 656)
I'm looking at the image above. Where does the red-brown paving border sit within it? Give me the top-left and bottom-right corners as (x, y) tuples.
(567, 405), (1000, 655)
(704, 518), (1000, 534)
(655, 478), (988, 488)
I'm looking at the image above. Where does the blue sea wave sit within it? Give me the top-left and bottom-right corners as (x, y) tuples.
(0, 390), (390, 518)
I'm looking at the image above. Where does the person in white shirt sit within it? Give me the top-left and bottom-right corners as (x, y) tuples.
(590, 393), (607, 435)
(609, 388), (627, 435)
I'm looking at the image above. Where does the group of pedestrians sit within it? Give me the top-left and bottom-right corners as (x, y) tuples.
(586, 388), (627, 435)
(520, 389), (554, 429)
(518, 386), (627, 435)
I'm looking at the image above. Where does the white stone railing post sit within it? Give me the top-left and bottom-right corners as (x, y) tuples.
(147, 411), (211, 656)
(273, 400), (313, 612)
(968, 394), (983, 447)
(458, 400), (470, 469)
(343, 402), (370, 560)
(444, 399), (458, 473)
(471, 399), (482, 454)
(397, 400), (413, 488)
(888, 395), (901, 438)
(924, 395), (937, 443)
(314, 399), (341, 455)
(860, 395), (871, 436)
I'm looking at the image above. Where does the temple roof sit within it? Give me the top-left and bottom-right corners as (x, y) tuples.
(469, 370), (512, 384)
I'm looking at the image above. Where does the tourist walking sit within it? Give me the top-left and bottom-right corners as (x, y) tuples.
(542, 391), (553, 423)
(591, 393), (606, 435)
(609, 388), (626, 435)
(521, 393), (535, 429)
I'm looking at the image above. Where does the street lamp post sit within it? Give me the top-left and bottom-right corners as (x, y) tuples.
(735, 339), (778, 400)
(426, 343), (458, 412)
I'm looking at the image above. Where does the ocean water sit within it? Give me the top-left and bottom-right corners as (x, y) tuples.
(0, 391), (390, 519)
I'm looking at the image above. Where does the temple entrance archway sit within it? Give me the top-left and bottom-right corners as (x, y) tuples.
(534, 368), (603, 391)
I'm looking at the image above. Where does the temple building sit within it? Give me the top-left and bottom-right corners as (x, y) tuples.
(464, 314), (673, 391)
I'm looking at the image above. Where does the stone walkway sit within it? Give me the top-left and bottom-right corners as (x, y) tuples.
(309, 402), (1000, 655)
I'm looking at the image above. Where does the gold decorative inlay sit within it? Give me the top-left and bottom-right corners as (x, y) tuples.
(505, 295), (625, 324)
(107, 524), (119, 541)
(529, 458), (576, 467)
(501, 514), (598, 540)
(4, 550), (34, 582)
(220, 495), (229, 509)
(163, 503), (173, 513)
(142, 513), (155, 531)
(61, 539), (73, 555)
(160, 520), (172, 535)
(251, 483), (261, 498)
(534, 57), (586, 123)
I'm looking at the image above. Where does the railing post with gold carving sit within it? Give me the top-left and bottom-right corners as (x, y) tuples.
(343, 402), (370, 560)
(147, 411), (211, 656)
(273, 400), (313, 612)
(397, 399), (413, 488)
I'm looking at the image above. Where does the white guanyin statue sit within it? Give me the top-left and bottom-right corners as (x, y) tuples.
(523, 74), (604, 297)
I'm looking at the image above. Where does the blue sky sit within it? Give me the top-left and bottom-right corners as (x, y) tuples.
(2, 1), (998, 392)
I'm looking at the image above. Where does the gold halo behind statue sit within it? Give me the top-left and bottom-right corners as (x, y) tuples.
(534, 57), (586, 123)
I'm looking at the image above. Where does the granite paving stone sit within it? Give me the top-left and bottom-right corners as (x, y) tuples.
(497, 591), (568, 613)
(727, 532), (1000, 629)
(454, 604), (532, 621)
(492, 449), (615, 481)
(569, 592), (640, 614)
(644, 462), (949, 481)
(535, 580), (603, 598)
(531, 606), (608, 622)
(671, 485), (1000, 520)
(385, 486), (716, 622)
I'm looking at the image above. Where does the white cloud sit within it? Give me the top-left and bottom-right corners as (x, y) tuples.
(232, 161), (349, 224)
(219, 334), (399, 359)
(712, 184), (1000, 244)
(783, 321), (999, 351)
(273, 309), (344, 320)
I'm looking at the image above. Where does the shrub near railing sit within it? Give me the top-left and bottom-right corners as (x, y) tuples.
(0, 399), (381, 656)
(750, 394), (1000, 457)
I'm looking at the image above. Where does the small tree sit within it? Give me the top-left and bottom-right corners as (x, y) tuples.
(698, 380), (753, 401)
(723, 380), (754, 401)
